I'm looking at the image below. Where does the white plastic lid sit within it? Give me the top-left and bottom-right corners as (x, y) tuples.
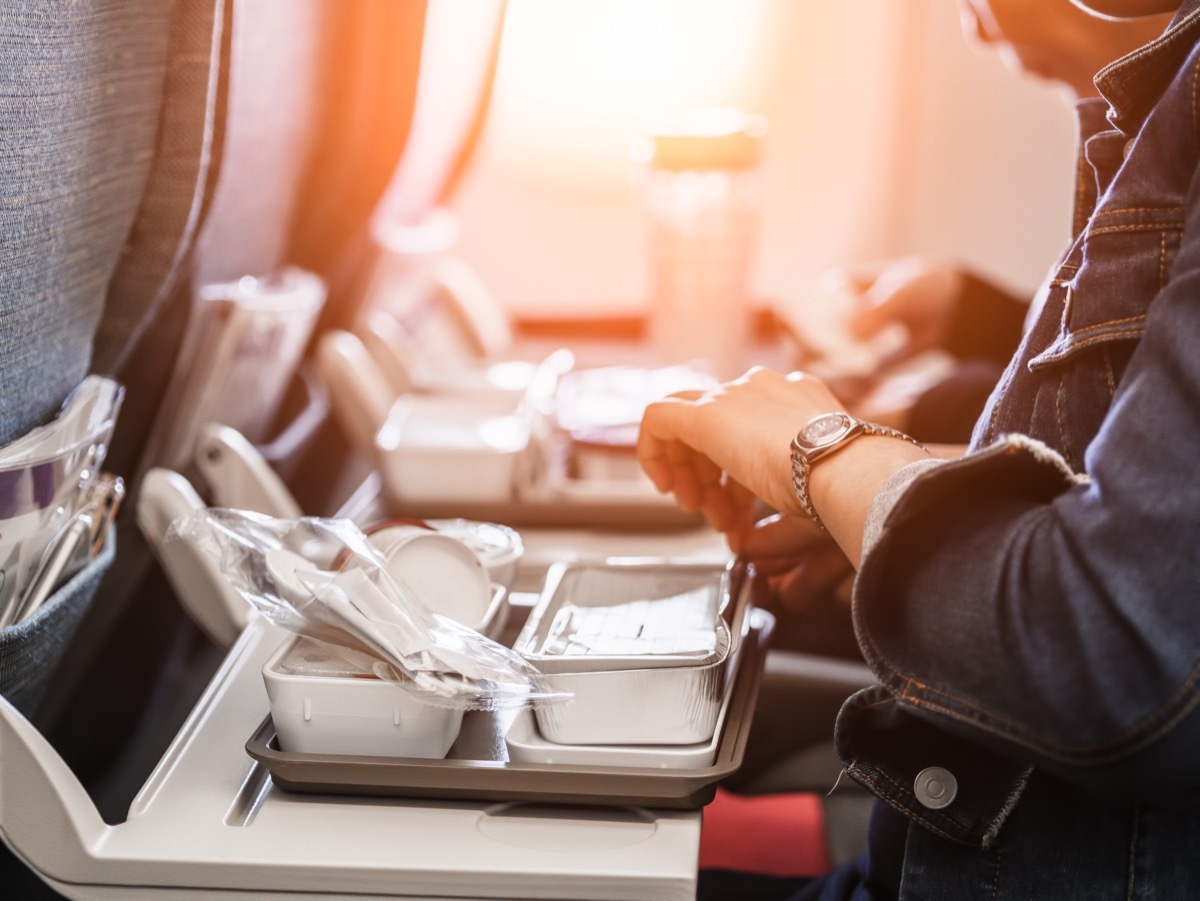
(429, 519), (523, 570)
(373, 529), (493, 630)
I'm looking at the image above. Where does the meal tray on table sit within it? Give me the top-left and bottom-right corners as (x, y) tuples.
(383, 494), (703, 531)
(245, 608), (774, 809)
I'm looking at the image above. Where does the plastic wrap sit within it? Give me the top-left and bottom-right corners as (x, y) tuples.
(0, 376), (123, 624)
(168, 509), (568, 711)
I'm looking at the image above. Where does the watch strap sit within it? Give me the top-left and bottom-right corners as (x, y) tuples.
(790, 417), (923, 531)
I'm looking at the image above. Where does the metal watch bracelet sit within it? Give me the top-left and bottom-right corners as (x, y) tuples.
(790, 418), (924, 532)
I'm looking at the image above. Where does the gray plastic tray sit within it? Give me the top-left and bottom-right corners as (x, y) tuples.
(245, 608), (773, 809)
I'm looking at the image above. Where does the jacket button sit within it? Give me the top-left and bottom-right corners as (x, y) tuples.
(914, 767), (958, 809)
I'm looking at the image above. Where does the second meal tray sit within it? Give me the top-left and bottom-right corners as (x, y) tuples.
(245, 608), (774, 809)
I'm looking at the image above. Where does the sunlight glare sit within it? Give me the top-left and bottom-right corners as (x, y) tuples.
(487, 0), (769, 175)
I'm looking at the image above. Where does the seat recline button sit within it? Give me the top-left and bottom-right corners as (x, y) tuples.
(914, 766), (958, 810)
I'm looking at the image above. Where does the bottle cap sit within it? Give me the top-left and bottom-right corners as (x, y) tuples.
(632, 107), (767, 171)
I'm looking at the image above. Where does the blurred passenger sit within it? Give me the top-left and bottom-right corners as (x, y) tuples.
(758, 0), (1172, 656)
(639, 1), (1200, 897)
(829, 1), (1174, 444)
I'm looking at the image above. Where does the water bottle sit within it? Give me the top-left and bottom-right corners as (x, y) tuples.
(634, 108), (766, 379)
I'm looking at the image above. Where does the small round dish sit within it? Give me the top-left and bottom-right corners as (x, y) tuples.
(365, 523), (493, 629)
(426, 518), (524, 588)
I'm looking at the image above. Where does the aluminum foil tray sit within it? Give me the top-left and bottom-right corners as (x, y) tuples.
(513, 559), (751, 744)
(504, 639), (742, 768)
(514, 560), (744, 673)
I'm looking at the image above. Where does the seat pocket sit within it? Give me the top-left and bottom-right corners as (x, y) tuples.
(0, 532), (115, 718)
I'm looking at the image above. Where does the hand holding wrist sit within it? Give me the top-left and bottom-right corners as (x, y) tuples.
(637, 368), (931, 564)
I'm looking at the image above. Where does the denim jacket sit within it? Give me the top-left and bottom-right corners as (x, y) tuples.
(836, 5), (1200, 898)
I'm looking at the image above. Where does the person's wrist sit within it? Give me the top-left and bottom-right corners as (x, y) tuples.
(790, 413), (925, 529)
(807, 432), (930, 562)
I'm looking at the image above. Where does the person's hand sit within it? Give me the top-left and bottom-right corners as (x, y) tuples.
(740, 513), (855, 612)
(637, 367), (844, 551)
(823, 258), (970, 361)
(849, 362), (956, 430)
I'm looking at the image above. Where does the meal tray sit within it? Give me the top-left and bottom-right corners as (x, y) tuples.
(245, 608), (773, 809)
(384, 494), (703, 531)
(340, 471), (702, 532)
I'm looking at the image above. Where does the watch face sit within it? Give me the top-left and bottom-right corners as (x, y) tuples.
(799, 412), (852, 448)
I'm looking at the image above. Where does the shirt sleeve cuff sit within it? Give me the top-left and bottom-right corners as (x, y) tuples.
(861, 458), (949, 559)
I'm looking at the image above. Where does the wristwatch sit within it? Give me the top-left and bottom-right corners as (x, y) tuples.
(789, 412), (922, 531)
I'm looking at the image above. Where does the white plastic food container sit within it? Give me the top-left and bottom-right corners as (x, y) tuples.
(263, 636), (464, 758)
(514, 560), (750, 745)
(568, 424), (645, 483)
(375, 395), (531, 503)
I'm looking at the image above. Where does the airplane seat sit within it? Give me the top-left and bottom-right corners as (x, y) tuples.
(0, 0), (178, 731)
(0, 4), (511, 894)
(1, 0), (438, 837)
(0, 2), (181, 893)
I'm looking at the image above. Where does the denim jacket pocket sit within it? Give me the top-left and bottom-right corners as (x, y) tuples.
(1025, 294), (1146, 371)
(0, 531), (115, 718)
(1028, 206), (1182, 372)
(1016, 211), (1182, 465)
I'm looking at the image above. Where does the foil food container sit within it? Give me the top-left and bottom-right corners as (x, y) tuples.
(263, 636), (464, 758)
(503, 639), (740, 767)
(516, 559), (751, 745)
(530, 646), (735, 745)
(515, 560), (742, 673)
